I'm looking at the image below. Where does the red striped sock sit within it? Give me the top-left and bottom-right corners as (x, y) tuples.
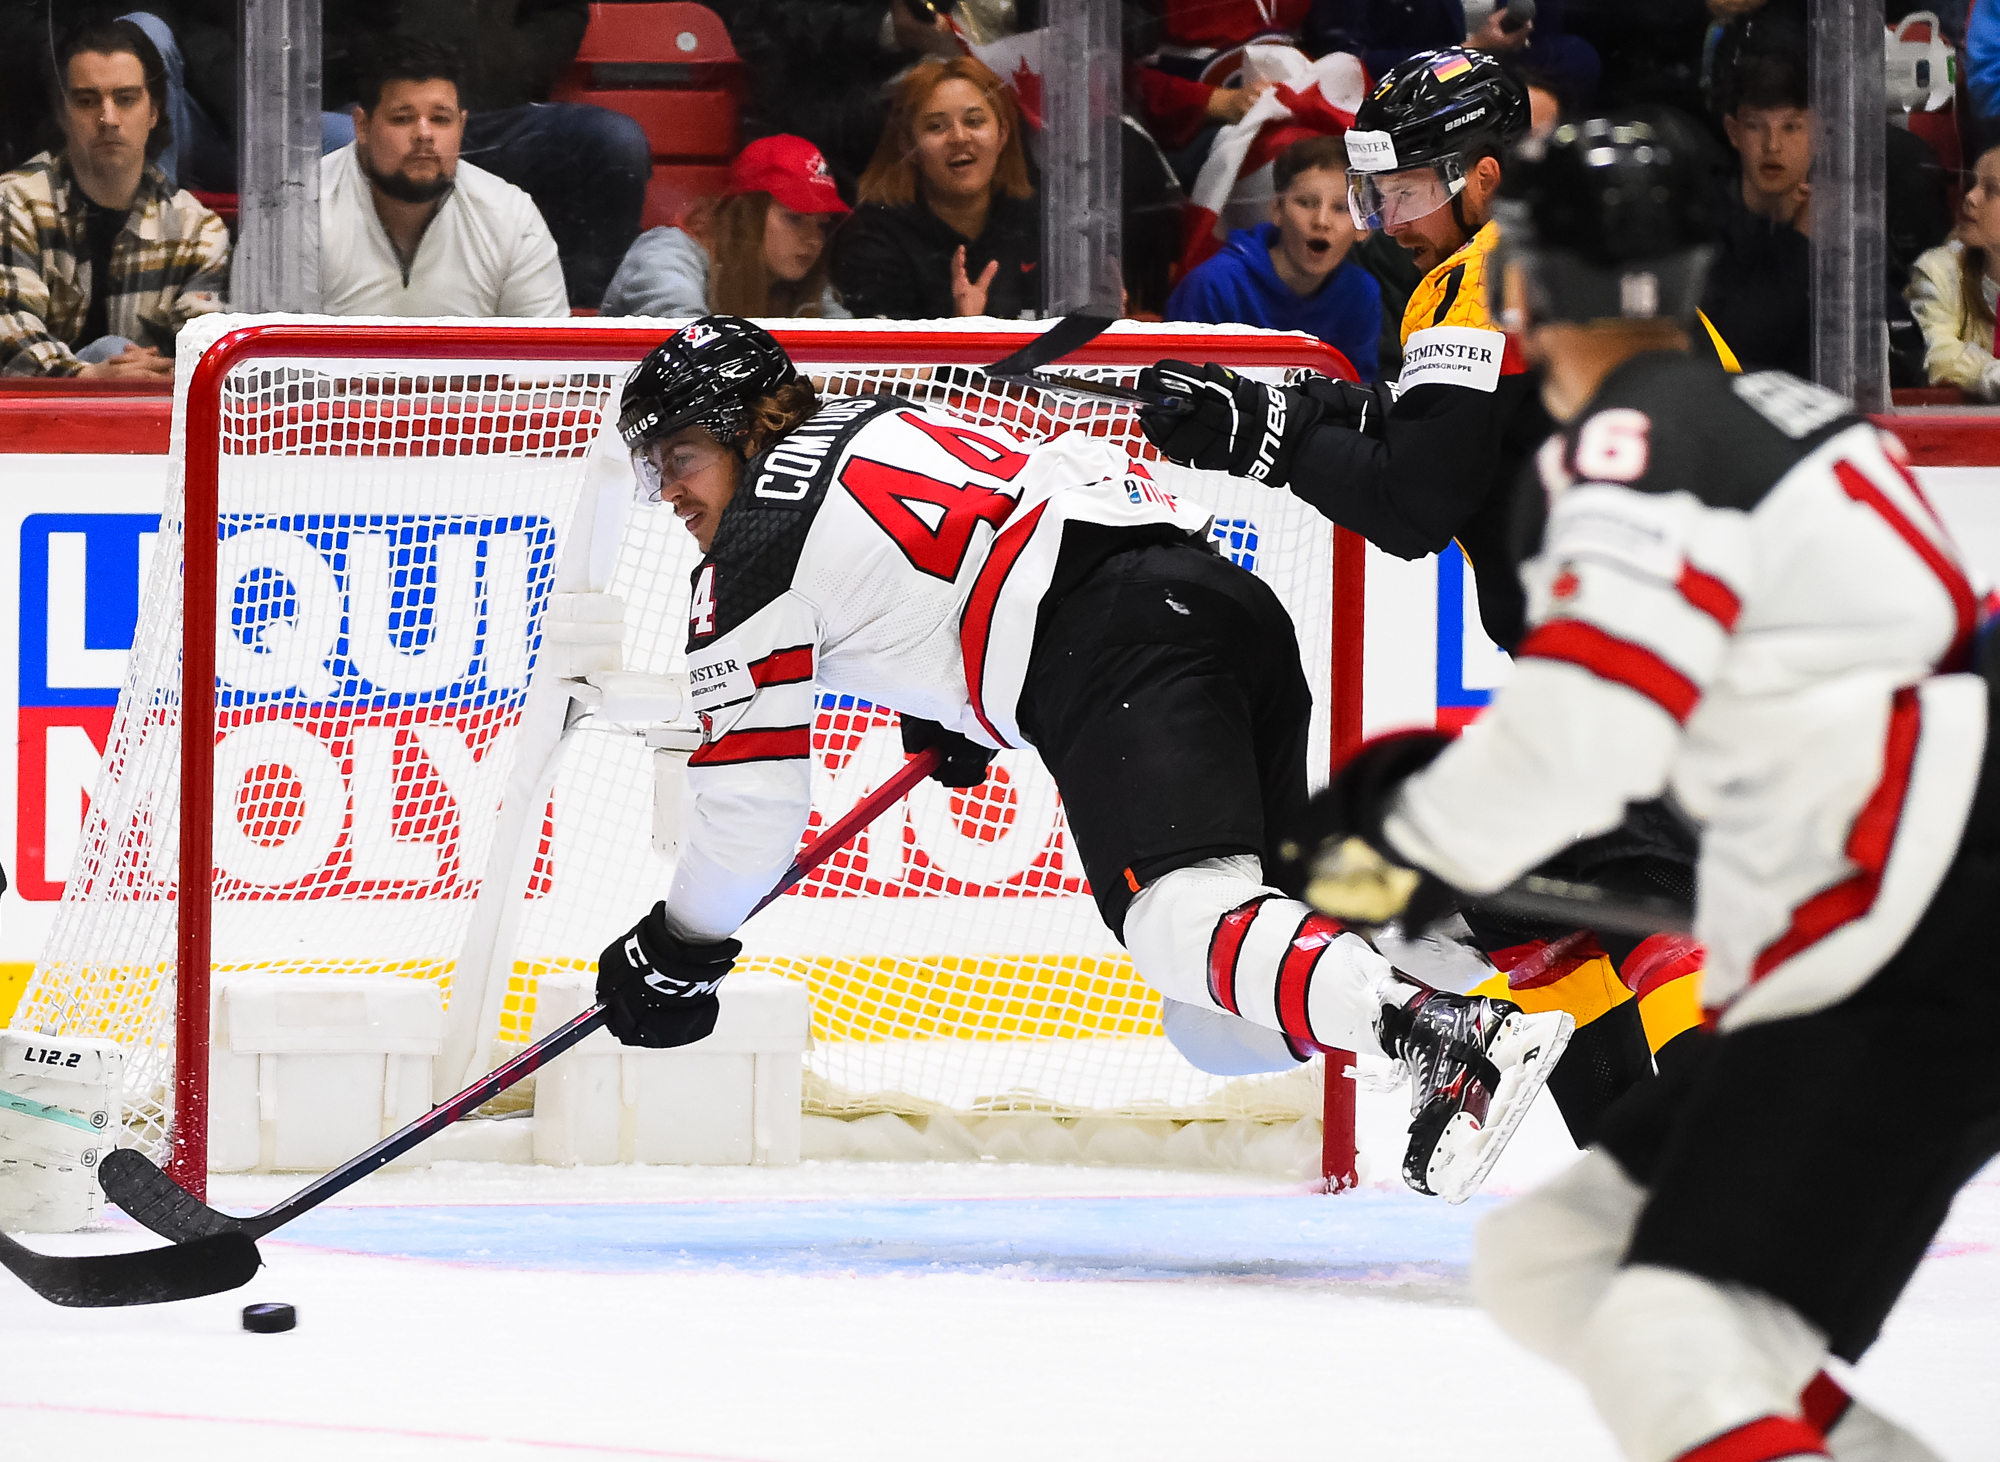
(1677, 1415), (1827, 1462)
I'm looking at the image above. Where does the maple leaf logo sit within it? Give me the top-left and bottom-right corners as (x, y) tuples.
(1010, 55), (1043, 131)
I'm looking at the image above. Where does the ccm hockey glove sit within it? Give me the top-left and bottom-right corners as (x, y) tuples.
(1135, 361), (1315, 487)
(1275, 731), (1458, 930)
(597, 902), (741, 1048)
(900, 715), (996, 789)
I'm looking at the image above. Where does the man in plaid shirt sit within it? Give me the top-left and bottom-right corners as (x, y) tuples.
(0, 18), (227, 379)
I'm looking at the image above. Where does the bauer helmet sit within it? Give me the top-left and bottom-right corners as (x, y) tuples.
(1344, 47), (1530, 232)
(618, 315), (799, 458)
(1490, 109), (1720, 329)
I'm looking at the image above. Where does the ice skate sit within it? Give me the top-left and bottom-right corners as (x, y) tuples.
(1381, 991), (1573, 1204)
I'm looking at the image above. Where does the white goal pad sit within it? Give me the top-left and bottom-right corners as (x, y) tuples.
(16, 316), (1357, 1180)
(0, 1031), (123, 1231)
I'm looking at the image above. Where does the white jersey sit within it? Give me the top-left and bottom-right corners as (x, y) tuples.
(1384, 356), (1990, 1028)
(665, 395), (1212, 941)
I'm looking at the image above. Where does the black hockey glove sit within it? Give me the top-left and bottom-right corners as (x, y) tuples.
(1274, 731), (1458, 930)
(596, 902), (741, 1049)
(900, 714), (996, 789)
(1300, 376), (1398, 440)
(1135, 361), (1317, 488)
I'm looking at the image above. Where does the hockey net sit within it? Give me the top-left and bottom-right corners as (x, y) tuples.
(17, 316), (1360, 1187)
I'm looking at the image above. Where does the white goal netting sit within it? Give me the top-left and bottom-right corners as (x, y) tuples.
(17, 316), (1347, 1163)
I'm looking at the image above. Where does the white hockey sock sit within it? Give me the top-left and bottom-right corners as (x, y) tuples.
(1805, 1373), (1945, 1462)
(1123, 857), (1401, 1057)
(1473, 1147), (1647, 1368)
(1576, 1265), (1830, 1462)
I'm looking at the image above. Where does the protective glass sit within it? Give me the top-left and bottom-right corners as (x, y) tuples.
(1347, 159), (1466, 232)
(631, 437), (729, 504)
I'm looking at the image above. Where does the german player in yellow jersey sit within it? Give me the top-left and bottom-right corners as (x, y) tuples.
(1137, 48), (1712, 1152)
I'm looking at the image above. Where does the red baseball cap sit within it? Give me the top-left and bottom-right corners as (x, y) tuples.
(725, 135), (850, 216)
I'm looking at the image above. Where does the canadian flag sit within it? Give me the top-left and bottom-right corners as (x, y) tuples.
(967, 30), (1047, 131)
(1181, 46), (1368, 276)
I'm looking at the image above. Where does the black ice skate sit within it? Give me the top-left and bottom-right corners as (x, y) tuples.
(1379, 991), (1573, 1204)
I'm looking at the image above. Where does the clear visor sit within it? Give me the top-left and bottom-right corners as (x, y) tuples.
(629, 436), (729, 505)
(1347, 159), (1466, 232)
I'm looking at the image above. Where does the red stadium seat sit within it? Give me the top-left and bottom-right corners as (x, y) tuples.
(551, 4), (744, 229)
(562, 88), (739, 159)
(565, 2), (740, 78)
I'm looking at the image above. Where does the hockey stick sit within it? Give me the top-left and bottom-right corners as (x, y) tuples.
(1462, 874), (1693, 938)
(101, 747), (948, 1245)
(981, 370), (1196, 417)
(983, 313), (1118, 376)
(977, 312), (1197, 418)
(0, 1225), (259, 1308)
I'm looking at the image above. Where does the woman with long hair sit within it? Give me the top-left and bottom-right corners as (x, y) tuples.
(603, 135), (849, 319)
(1908, 142), (2000, 399)
(831, 55), (1040, 320)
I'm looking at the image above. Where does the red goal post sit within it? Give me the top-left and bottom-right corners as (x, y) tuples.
(26, 317), (1365, 1195)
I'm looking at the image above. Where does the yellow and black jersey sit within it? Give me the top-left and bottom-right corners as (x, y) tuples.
(1287, 219), (1551, 648)
(1402, 222), (1524, 351)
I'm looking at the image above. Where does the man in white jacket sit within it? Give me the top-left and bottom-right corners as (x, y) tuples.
(319, 36), (566, 319)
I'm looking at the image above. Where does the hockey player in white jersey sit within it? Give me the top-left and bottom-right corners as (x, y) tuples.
(1285, 111), (1984, 1461)
(592, 313), (1571, 1200)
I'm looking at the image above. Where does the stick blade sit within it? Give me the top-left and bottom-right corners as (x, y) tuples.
(983, 313), (1116, 376)
(101, 1147), (247, 1242)
(0, 1229), (261, 1307)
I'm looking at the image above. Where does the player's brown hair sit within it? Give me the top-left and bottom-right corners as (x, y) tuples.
(856, 56), (1033, 209)
(683, 192), (837, 318)
(741, 380), (823, 458)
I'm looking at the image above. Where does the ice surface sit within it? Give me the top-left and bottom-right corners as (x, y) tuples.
(3, 1093), (1995, 1460)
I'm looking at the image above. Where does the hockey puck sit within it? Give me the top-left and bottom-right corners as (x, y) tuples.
(242, 1302), (296, 1333)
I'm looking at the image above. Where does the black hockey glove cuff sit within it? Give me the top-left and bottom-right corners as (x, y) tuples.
(1135, 361), (1319, 488)
(596, 902), (741, 1049)
(1298, 376), (1398, 440)
(900, 715), (996, 789)
(1275, 731), (1457, 930)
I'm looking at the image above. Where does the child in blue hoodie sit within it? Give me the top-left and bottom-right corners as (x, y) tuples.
(1166, 135), (1382, 382)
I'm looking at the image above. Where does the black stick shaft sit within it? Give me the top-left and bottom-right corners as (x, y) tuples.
(198, 747), (947, 1239)
(983, 313), (1116, 375)
(982, 369), (1195, 416)
(1464, 874), (1694, 938)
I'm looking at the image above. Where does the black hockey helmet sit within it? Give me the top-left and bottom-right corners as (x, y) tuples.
(1490, 109), (1720, 328)
(1345, 48), (1530, 231)
(618, 315), (799, 458)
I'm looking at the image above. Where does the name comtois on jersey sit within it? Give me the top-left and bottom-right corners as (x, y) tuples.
(752, 397), (885, 503)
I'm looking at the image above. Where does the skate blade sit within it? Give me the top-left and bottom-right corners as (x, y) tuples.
(1424, 1010), (1574, 1205)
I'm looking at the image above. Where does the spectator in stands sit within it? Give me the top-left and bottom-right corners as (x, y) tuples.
(603, 135), (850, 319)
(1700, 23), (1812, 376)
(709, 0), (972, 200)
(127, 2), (647, 308)
(1908, 142), (2000, 398)
(1164, 134), (1379, 381)
(832, 56), (1041, 320)
(319, 38), (567, 319)
(1307, 0), (1602, 111)
(1129, 0), (1303, 189)
(0, 17), (227, 378)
